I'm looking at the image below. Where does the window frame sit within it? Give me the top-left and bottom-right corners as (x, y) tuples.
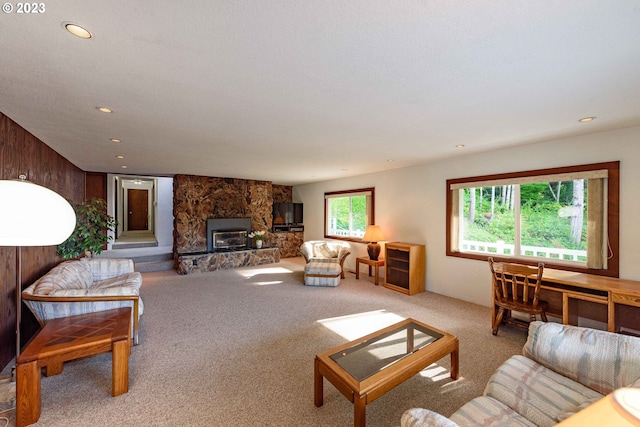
(446, 161), (620, 277)
(324, 187), (375, 242)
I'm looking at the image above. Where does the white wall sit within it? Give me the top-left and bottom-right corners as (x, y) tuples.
(294, 125), (640, 307)
(155, 176), (174, 248)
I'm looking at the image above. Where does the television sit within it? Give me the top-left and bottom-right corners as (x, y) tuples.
(272, 203), (303, 225)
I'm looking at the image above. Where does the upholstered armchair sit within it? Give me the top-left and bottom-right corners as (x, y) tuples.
(299, 240), (351, 278)
(22, 258), (143, 345)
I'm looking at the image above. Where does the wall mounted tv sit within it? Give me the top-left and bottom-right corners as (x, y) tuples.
(273, 203), (303, 225)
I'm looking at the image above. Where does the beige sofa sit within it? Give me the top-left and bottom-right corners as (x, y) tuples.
(22, 258), (143, 345)
(401, 321), (640, 427)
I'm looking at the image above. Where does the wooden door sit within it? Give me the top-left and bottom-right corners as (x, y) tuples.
(127, 189), (148, 230)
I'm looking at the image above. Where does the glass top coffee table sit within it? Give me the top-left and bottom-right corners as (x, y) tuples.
(314, 318), (459, 427)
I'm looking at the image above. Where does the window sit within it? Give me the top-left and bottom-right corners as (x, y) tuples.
(325, 188), (374, 241)
(446, 162), (619, 277)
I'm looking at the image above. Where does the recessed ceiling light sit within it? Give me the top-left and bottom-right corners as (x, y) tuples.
(110, 138), (121, 143)
(64, 23), (92, 39)
(116, 155), (125, 159)
(121, 165), (127, 169)
(387, 159), (395, 163)
(578, 117), (596, 122)
(97, 107), (113, 113)
(456, 144), (465, 148)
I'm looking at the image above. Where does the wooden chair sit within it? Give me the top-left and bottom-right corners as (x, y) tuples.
(489, 257), (548, 335)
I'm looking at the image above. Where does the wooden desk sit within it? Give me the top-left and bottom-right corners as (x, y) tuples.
(493, 268), (640, 333)
(542, 269), (640, 332)
(16, 308), (131, 427)
(355, 257), (385, 286)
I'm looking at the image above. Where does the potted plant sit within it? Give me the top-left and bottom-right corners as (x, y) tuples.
(57, 197), (117, 259)
(248, 230), (266, 249)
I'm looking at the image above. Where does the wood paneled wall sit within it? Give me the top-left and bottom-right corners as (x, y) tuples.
(0, 112), (85, 369)
(86, 172), (107, 201)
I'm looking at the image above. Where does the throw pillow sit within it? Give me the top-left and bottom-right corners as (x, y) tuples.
(314, 242), (336, 258)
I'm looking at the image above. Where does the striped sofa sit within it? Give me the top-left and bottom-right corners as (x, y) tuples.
(402, 321), (640, 427)
(22, 258), (143, 345)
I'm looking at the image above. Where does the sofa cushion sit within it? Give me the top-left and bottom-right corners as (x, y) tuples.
(92, 272), (142, 290)
(524, 321), (640, 394)
(401, 408), (461, 427)
(450, 396), (536, 427)
(84, 258), (135, 281)
(32, 260), (93, 295)
(483, 354), (602, 427)
(555, 396), (602, 422)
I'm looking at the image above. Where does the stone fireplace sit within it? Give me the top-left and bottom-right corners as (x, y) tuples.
(172, 175), (302, 273)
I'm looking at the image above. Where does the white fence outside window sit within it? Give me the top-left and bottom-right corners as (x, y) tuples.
(327, 228), (365, 238)
(461, 240), (587, 262)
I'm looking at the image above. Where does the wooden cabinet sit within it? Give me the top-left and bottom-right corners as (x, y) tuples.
(384, 242), (425, 295)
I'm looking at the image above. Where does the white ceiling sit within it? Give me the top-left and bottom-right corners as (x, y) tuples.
(1, 1), (639, 185)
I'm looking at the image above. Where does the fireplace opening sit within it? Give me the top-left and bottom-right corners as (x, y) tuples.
(206, 218), (252, 252)
(212, 230), (248, 251)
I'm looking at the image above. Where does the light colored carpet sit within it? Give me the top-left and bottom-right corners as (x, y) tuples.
(4, 257), (526, 427)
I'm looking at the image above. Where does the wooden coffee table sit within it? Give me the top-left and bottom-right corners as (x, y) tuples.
(314, 318), (458, 427)
(16, 307), (132, 427)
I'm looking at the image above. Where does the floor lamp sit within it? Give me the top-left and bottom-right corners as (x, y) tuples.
(0, 175), (76, 361)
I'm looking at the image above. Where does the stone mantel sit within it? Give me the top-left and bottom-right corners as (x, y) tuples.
(177, 248), (280, 275)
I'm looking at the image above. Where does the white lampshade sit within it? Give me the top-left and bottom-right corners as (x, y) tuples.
(0, 178), (76, 246)
(362, 225), (385, 243)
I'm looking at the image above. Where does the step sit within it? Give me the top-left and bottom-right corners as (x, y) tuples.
(135, 259), (175, 273)
(130, 253), (173, 263)
(96, 247), (175, 272)
(112, 241), (158, 249)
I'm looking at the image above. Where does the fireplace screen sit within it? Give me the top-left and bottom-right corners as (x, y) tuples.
(212, 230), (248, 250)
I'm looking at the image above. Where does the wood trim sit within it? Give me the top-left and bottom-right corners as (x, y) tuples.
(446, 161), (619, 187)
(324, 187), (375, 240)
(446, 161), (620, 277)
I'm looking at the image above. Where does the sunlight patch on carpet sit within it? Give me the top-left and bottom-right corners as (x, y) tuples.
(317, 310), (405, 341)
(419, 363), (450, 381)
(237, 266), (294, 285)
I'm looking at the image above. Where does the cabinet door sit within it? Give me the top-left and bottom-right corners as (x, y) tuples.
(386, 248), (410, 290)
(384, 243), (425, 295)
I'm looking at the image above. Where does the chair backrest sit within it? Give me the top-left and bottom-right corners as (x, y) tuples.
(488, 257), (544, 308)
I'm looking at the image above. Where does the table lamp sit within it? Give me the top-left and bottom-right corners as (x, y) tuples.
(362, 225), (385, 261)
(0, 175), (76, 358)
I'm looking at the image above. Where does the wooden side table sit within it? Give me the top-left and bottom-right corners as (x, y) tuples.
(355, 257), (385, 286)
(16, 307), (132, 427)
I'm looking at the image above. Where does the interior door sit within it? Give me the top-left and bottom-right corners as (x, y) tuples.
(127, 189), (149, 230)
